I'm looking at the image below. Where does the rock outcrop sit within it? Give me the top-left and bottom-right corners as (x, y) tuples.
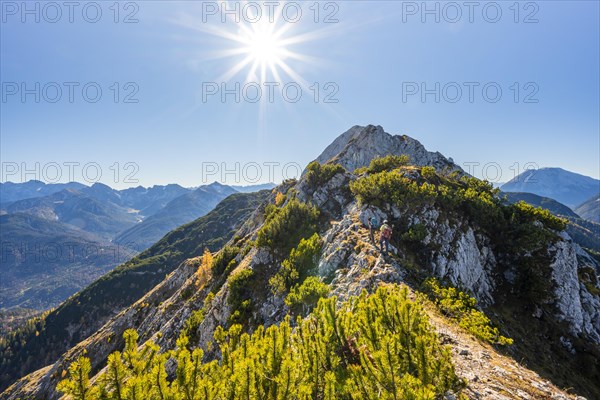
(315, 125), (461, 173)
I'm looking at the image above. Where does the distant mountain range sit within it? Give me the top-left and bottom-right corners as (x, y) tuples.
(0, 181), (86, 205)
(0, 180), (274, 313)
(0, 181), (275, 209)
(501, 167), (599, 208)
(231, 183), (277, 193)
(0, 213), (135, 310)
(113, 183), (238, 250)
(576, 194), (600, 223)
(82, 182), (190, 217)
(4, 189), (139, 239)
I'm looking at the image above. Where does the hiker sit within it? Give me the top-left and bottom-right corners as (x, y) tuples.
(368, 216), (378, 243)
(379, 220), (392, 255)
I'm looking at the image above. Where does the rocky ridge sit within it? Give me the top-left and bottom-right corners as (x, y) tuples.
(3, 125), (599, 399)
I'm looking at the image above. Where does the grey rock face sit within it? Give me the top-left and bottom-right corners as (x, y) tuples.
(550, 232), (600, 343)
(315, 125), (462, 173)
(322, 203), (496, 305)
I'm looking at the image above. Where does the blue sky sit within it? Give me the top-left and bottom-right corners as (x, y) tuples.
(1, 1), (599, 188)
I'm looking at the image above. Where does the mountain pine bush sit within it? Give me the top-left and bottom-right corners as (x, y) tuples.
(227, 268), (256, 325)
(422, 278), (513, 346)
(304, 161), (345, 189)
(58, 284), (463, 400)
(355, 154), (410, 174)
(284, 276), (330, 316)
(270, 233), (323, 295)
(210, 245), (239, 277)
(257, 198), (320, 257)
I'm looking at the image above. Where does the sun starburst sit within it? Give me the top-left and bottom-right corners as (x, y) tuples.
(172, 2), (328, 87)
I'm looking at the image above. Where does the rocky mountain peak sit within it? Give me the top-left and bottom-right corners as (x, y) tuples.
(315, 124), (461, 173)
(203, 181), (237, 194)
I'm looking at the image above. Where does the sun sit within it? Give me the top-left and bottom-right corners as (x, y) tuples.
(233, 23), (293, 83)
(172, 3), (335, 91)
(245, 29), (285, 66)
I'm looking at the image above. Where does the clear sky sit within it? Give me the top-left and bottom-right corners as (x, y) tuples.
(1, 0), (599, 189)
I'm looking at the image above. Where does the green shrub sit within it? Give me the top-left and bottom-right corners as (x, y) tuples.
(304, 161), (345, 189)
(227, 269), (255, 324)
(203, 292), (215, 309)
(270, 233), (323, 295)
(349, 169), (412, 208)
(454, 177), (503, 230)
(356, 154), (410, 174)
(350, 168), (508, 232)
(402, 223), (428, 242)
(58, 284), (463, 399)
(180, 308), (206, 345)
(422, 278), (513, 346)
(512, 201), (567, 231)
(56, 356), (98, 399)
(284, 276), (330, 316)
(256, 199), (320, 257)
(421, 165), (436, 179)
(211, 245), (240, 277)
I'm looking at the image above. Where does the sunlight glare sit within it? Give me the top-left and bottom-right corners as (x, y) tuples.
(246, 30), (284, 66)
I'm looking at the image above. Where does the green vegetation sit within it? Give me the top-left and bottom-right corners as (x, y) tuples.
(421, 166), (436, 180)
(578, 267), (600, 296)
(257, 198), (320, 257)
(351, 168), (506, 231)
(355, 154), (410, 174)
(0, 308), (40, 334)
(210, 245), (240, 277)
(58, 284), (463, 400)
(0, 311), (48, 382)
(512, 201), (567, 232)
(402, 223), (428, 243)
(351, 160), (566, 235)
(180, 308), (206, 345)
(180, 293), (215, 347)
(502, 192), (599, 257)
(56, 356), (97, 399)
(270, 233), (323, 295)
(350, 160), (568, 305)
(304, 161), (345, 189)
(284, 276), (330, 316)
(227, 269), (256, 325)
(502, 202), (564, 304)
(422, 279), (513, 346)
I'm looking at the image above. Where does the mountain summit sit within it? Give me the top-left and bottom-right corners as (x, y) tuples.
(501, 167), (599, 208)
(315, 125), (461, 173)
